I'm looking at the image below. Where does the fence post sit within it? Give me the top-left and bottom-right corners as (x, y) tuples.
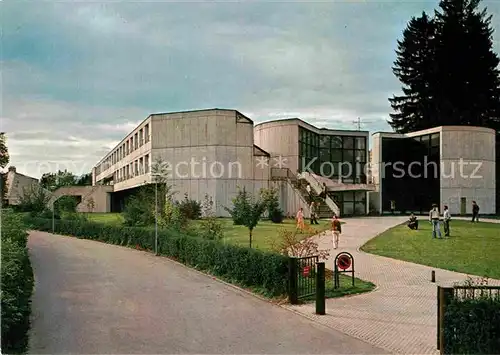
(288, 258), (298, 305)
(439, 286), (454, 354)
(437, 285), (440, 350)
(315, 262), (325, 315)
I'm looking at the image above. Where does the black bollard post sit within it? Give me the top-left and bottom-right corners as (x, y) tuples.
(315, 262), (326, 315)
(431, 270), (436, 283)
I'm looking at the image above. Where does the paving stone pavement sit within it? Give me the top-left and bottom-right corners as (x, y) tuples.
(283, 216), (500, 355)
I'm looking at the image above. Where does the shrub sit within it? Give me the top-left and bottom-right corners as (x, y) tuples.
(24, 216), (289, 296)
(260, 188), (284, 223)
(178, 193), (202, 220)
(1, 210), (34, 354)
(268, 227), (330, 259)
(199, 194), (224, 241)
(443, 297), (500, 354)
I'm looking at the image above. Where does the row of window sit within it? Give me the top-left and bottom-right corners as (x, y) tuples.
(299, 128), (367, 150)
(98, 154), (150, 185)
(95, 123), (151, 176)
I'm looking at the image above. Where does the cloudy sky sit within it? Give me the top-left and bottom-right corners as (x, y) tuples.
(2, 0), (500, 178)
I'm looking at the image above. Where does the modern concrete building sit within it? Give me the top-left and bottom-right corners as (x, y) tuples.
(90, 109), (497, 217)
(93, 109), (271, 216)
(370, 126), (497, 215)
(91, 109), (375, 217)
(255, 118), (375, 217)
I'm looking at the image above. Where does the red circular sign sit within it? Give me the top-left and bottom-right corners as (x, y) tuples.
(337, 255), (351, 270)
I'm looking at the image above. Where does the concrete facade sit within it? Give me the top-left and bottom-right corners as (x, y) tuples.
(370, 126), (496, 215)
(48, 186), (113, 213)
(93, 109), (271, 216)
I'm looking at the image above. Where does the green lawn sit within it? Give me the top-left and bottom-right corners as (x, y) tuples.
(300, 272), (375, 303)
(84, 213), (332, 250)
(361, 220), (500, 279)
(190, 218), (332, 251)
(86, 212), (125, 225)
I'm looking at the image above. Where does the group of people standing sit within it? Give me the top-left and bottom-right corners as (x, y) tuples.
(407, 201), (481, 238)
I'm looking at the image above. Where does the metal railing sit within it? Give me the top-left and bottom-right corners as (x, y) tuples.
(288, 255), (319, 304)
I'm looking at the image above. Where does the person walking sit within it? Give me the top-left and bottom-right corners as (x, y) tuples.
(443, 205), (451, 236)
(472, 201), (480, 222)
(390, 200), (396, 215)
(310, 201), (319, 225)
(296, 207), (305, 231)
(429, 204), (442, 239)
(331, 214), (342, 249)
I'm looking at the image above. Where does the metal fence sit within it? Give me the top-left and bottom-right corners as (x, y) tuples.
(288, 255), (319, 304)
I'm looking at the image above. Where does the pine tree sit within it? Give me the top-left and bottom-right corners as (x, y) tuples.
(389, 0), (500, 133)
(389, 12), (438, 132)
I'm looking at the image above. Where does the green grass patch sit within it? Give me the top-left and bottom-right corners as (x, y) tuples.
(300, 271), (375, 303)
(189, 218), (332, 251)
(86, 212), (125, 225)
(361, 220), (500, 279)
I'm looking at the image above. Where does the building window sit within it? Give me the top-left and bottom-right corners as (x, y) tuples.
(145, 124), (150, 143)
(139, 129), (143, 146)
(145, 154), (150, 173)
(126, 141), (129, 155)
(134, 133), (138, 149)
(139, 157), (144, 174)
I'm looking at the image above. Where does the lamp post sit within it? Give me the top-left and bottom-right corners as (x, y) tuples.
(155, 178), (158, 255)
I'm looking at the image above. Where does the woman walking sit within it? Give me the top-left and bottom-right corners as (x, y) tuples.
(296, 207), (305, 231)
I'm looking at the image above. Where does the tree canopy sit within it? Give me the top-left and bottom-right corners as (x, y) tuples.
(389, 0), (500, 133)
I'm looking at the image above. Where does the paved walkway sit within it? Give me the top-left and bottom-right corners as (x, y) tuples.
(28, 231), (386, 354)
(283, 217), (500, 355)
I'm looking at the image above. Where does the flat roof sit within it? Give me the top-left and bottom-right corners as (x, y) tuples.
(94, 108), (251, 168)
(254, 117), (369, 134)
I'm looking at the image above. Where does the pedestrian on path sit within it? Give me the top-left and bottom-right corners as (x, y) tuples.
(472, 201), (480, 222)
(331, 214), (342, 249)
(443, 205), (451, 236)
(296, 208), (305, 231)
(429, 204), (442, 239)
(310, 201), (319, 225)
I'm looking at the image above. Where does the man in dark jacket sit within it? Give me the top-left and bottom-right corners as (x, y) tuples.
(472, 201), (480, 222)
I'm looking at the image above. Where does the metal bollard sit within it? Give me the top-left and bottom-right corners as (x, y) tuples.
(315, 262), (326, 315)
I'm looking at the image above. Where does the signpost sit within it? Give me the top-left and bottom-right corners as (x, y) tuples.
(334, 252), (355, 289)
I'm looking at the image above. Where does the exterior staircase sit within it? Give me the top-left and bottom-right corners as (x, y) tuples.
(298, 172), (341, 216)
(270, 168), (334, 219)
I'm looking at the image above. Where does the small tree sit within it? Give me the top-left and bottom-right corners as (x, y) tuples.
(225, 187), (266, 248)
(178, 193), (202, 220)
(268, 228), (330, 260)
(199, 193), (224, 240)
(224, 186), (251, 225)
(86, 197), (95, 213)
(17, 185), (51, 216)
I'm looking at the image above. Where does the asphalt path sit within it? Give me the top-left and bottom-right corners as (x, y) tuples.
(28, 231), (386, 354)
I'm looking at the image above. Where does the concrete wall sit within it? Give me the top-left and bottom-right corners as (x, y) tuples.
(271, 180), (310, 218)
(48, 185), (113, 213)
(254, 121), (300, 172)
(373, 126), (497, 215)
(149, 109), (261, 216)
(440, 126), (496, 214)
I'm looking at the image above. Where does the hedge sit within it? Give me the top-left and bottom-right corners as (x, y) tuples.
(24, 217), (289, 297)
(1, 210), (34, 354)
(443, 297), (500, 354)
